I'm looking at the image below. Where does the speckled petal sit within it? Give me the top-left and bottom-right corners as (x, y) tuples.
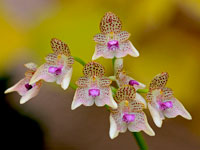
(76, 76), (89, 87)
(95, 87), (117, 109)
(149, 72), (169, 91)
(135, 93), (147, 108)
(92, 44), (115, 60)
(71, 87), (94, 110)
(100, 12), (122, 34)
(20, 81), (42, 104)
(83, 62), (105, 77)
(162, 87), (173, 100)
(113, 41), (137, 58)
(29, 63), (57, 84)
(115, 31), (130, 42)
(115, 85), (136, 103)
(163, 98), (192, 120)
(45, 53), (57, 64)
(24, 62), (37, 71)
(128, 112), (155, 136)
(116, 41), (139, 58)
(99, 77), (112, 87)
(51, 38), (71, 56)
(93, 33), (108, 44)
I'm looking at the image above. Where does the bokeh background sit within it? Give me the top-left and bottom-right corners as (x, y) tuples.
(1, 0), (200, 149)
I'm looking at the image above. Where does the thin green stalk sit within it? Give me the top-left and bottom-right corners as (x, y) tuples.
(137, 89), (149, 93)
(132, 132), (148, 150)
(73, 56), (86, 66)
(69, 82), (77, 90)
(112, 57), (116, 69)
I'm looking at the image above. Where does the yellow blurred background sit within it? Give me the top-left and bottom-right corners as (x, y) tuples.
(1, 0), (200, 149)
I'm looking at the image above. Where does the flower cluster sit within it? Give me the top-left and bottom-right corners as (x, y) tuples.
(5, 38), (74, 103)
(5, 12), (191, 140)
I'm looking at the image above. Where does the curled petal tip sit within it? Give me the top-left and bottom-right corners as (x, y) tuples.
(129, 42), (139, 57)
(4, 88), (12, 94)
(184, 111), (192, 120)
(71, 95), (82, 110)
(20, 99), (27, 104)
(148, 129), (156, 136)
(61, 69), (73, 90)
(92, 52), (101, 60)
(109, 115), (119, 139)
(19, 95), (30, 104)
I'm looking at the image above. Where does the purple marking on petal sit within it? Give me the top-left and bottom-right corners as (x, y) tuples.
(107, 40), (119, 50)
(159, 101), (173, 110)
(48, 66), (62, 75)
(25, 83), (33, 90)
(129, 80), (139, 86)
(88, 89), (100, 97)
(122, 114), (135, 123)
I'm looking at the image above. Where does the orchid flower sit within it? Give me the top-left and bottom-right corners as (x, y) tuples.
(4, 63), (42, 104)
(146, 72), (192, 127)
(71, 61), (117, 110)
(29, 38), (74, 90)
(92, 12), (139, 60)
(109, 85), (155, 139)
(114, 58), (146, 106)
(114, 58), (145, 90)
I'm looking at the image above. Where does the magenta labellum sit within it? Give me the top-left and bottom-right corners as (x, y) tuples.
(107, 40), (119, 50)
(122, 113), (135, 123)
(88, 89), (100, 97)
(48, 66), (63, 75)
(129, 80), (139, 86)
(25, 83), (33, 90)
(159, 101), (173, 110)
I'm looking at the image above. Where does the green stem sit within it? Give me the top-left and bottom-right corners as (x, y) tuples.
(137, 89), (149, 93)
(132, 132), (148, 150)
(112, 57), (116, 68)
(111, 86), (117, 96)
(73, 56), (86, 66)
(69, 82), (77, 90)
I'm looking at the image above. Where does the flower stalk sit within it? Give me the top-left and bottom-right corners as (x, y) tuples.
(132, 132), (148, 150)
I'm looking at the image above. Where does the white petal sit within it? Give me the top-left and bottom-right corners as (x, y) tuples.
(61, 68), (72, 90)
(109, 115), (119, 139)
(164, 98), (192, 120)
(71, 87), (94, 110)
(29, 63), (56, 84)
(128, 41), (139, 57)
(107, 88), (118, 109)
(4, 80), (23, 94)
(148, 103), (163, 128)
(142, 113), (155, 136)
(95, 87), (117, 109)
(92, 45), (102, 60)
(71, 98), (82, 110)
(20, 85), (41, 104)
(5, 79), (27, 96)
(135, 93), (147, 108)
